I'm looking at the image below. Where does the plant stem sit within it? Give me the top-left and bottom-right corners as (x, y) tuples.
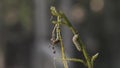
(57, 21), (69, 68)
(55, 58), (86, 66)
(61, 13), (93, 68)
(63, 58), (86, 66)
(50, 6), (98, 68)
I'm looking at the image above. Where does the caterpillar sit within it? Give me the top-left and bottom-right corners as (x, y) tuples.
(72, 34), (81, 51)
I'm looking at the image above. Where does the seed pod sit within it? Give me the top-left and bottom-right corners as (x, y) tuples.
(72, 34), (81, 51)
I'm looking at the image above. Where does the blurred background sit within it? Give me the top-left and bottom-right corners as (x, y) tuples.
(0, 0), (120, 68)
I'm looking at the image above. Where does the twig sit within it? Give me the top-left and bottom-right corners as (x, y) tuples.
(57, 16), (69, 68)
(61, 11), (93, 68)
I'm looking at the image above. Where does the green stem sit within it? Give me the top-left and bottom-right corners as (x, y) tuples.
(55, 58), (86, 66)
(63, 58), (86, 66)
(61, 13), (78, 35)
(57, 22), (69, 68)
(50, 6), (96, 68)
(62, 13), (93, 68)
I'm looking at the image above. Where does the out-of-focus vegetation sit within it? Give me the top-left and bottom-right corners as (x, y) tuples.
(0, 0), (33, 68)
(3, 0), (33, 31)
(0, 0), (120, 68)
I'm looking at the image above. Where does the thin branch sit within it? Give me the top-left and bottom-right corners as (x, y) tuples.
(61, 12), (93, 68)
(57, 16), (69, 68)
